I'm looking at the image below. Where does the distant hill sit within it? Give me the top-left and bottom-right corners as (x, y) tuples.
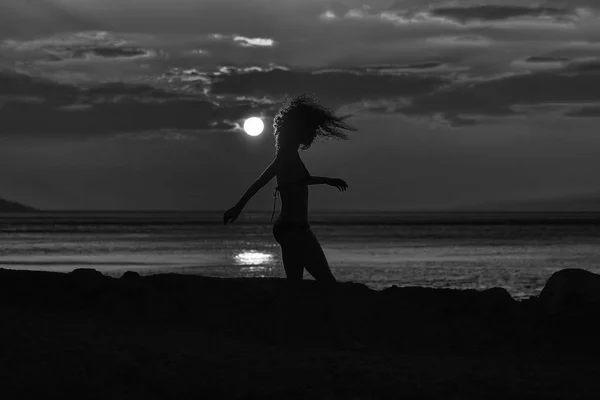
(456, 193), (600, 212)
(0, 197), (37, 212)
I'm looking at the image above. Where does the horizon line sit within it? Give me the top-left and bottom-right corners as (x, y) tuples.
(6, 209), (600, 214)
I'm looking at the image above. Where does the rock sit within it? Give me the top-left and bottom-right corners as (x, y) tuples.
(68, 268), (108, 295)
(70, 268), (104, 279)
(479, 287), (515, 311)
(121, 271), (141, 281)
(539, 268), (600, 313)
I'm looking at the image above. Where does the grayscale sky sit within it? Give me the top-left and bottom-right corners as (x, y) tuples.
(2, 0), (600, 210)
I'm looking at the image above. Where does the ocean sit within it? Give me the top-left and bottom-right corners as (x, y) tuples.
(2, 211), (600, 300)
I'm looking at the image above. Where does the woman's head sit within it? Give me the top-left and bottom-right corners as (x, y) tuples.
(272, 94), (356, 151)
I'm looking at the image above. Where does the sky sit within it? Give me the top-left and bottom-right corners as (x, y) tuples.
(2, 0), (600, 211)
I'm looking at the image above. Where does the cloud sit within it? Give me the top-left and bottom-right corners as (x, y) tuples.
(563, 59), (600, 73)
(210, 33), (276, 48)
(161, 68), (212, 84)
(214, 65), (289, 75)
(4, 10), (600, 135)
(41, 46), (155, 63)
(313, 62), (469, 75)
(2, 31), (157, 64)
(0, 68), (74, 100)
(397, 64), (600, 125)
(335, 0), (398, 13)
(58, 104), (94, 112)
(190, 49), (209, 56)
(2, 31), (126, 52)
(0, 70), (268, 137)
(425, 34), (494, 47)
(365, 61), (467, 74)
(157, 59), (600, 127)
(564, 105), (600, 117)
(395, 61), (443, 69)
(0, 63), (454, 136)
(428, 5), (576, 24)
(525, 56), (571, 62)
(4, 2), (597, 87)
(233, 36), (275, 47)
(77, 47), (150, 59)
(209, 120), (239, 130)
(209, 67), (449, 109)
(319, 10), (338, 20)
(156, 65), (290, 95)
(511, 55), (571, 70)
(545, 0), (600, 10)
(114, 129), (199, 141)
(323, 2), (580, 31)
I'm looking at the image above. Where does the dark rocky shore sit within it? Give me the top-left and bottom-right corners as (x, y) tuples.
(1, 268), (600, 399)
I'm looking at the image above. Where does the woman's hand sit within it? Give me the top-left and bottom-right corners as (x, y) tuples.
(327, 178), (348, 192)
(223, 205), (242, 225)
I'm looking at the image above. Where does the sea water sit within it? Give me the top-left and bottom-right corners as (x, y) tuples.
(2, 211), (600, 300)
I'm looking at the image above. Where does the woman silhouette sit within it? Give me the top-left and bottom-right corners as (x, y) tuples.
(223, 94), (357, 346)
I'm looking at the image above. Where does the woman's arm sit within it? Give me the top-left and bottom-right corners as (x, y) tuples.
(307, 176), (348, 191)
(306, 176), (330, 185)
(224, 156), (280, 224)
(235, 159), (279, 209)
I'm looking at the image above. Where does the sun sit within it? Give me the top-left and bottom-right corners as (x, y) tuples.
(243, 117), (264, 136)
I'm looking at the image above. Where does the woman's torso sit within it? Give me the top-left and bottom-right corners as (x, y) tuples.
(275, 150), (309, 225)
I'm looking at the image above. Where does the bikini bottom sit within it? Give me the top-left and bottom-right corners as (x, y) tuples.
(272, 220), (311, 245)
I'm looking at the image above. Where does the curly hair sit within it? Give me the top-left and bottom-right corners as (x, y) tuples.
(272, 94), (356, 151)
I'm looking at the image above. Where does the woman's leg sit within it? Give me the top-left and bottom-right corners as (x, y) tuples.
(300, 229), (362, 348)
(269, 231), (305, 344)
(271, 227), (361, 348)
(280, 242), (305, 282)
(273, 223), (305, 282)
(302, 229), (336, 286)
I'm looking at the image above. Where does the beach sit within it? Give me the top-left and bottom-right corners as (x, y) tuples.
(2, 267), (600, 399)
(3, 211), (600, 300)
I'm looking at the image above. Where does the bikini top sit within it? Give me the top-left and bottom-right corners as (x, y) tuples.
(271, 165), (310, 223)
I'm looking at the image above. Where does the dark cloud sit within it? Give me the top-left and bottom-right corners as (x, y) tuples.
(525, 56), (571, 63)
(38, 45), (154, 63)
(80, 46), (149, 59)
(6, 55), (600, 136)
(209, 68), (449, 109)
(429, 5), (574, 24)
(511, 56), (571, 71)
(545, 0), (600, 9)
(83, 81), (188, 99)
(329, 1), (403, 17)
(209, 120), (238, 130)
(564, 105), (600, 117)
(399, 67), (600, 125)
(0, 70), (266, 136)
(0, 69), (74, 101)
(399, 62), (445, 69)
(563, 60), (600, 74)
(312, 62), (467, 76)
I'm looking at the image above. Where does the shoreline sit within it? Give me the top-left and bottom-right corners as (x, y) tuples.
(2, 267), (600, 399)
(0, 264), (547, 301)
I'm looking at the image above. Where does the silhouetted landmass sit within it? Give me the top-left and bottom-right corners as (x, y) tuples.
(1, 268), (600, 399)
(0, 197), (36, 212)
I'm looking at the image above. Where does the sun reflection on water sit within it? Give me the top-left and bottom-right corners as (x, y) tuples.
(233, 251), (276, 267)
